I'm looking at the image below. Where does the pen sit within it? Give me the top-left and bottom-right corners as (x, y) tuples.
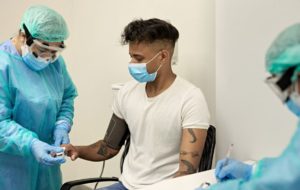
(224, 143), (234, 166)
(216, 144), (234, 182)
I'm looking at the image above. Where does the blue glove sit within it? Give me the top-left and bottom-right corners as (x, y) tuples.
(215, 158), (252, 181)
(54, 122), (70, 146)
(31, 139), (66, 165)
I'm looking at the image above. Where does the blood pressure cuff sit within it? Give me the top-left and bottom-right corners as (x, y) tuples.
(104, 114), (130, 150)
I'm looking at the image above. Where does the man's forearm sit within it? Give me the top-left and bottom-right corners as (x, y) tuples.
(76, 140), (119, 161)
(174, 128), (207, 177)
(174, 151), (201, 177)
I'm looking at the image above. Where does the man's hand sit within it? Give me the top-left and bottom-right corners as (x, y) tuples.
(61, 144), (79, 161)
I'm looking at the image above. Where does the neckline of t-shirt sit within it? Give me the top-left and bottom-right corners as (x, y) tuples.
(143, 76), (179, 101)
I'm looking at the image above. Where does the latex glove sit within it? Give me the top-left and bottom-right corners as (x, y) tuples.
(215, 158), (252, 181)
(54, 123), (70, 146)
(31, 139), (66, 165)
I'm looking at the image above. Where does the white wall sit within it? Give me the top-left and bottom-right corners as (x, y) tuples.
(215, 0), (300, 161)
(0, 0), (215, 187)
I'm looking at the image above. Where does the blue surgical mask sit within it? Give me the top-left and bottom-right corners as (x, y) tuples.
(21, 45), (51, 71)
(128, 52), (162, 83)
(286, 92), (300, 117)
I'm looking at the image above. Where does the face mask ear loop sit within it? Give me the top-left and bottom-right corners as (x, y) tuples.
(147, 51), (164, 73)
(146, 51), (162, 64)
(156, 62), (163, 73)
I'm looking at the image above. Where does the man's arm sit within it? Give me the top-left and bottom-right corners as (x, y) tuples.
(74, 140), (119, 161)
(174, 127), (207, 177)
(63, 114), (129, 161)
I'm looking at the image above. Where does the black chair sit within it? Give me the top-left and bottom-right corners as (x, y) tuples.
(198, 125), (216, 172)
(61, 125), (216, 190)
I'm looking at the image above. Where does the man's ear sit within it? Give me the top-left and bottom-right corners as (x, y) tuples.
(160, 49), (170, 63)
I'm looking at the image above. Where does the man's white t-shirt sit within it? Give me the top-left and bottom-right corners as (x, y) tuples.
(112, 76), (210, 189)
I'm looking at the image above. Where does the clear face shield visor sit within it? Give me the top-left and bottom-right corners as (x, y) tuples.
(30, 39), (65, 62)
(265, 66), (298, 103)
(22, 24), (66, 62)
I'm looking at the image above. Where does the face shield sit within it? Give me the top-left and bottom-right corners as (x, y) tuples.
(31, 39), (65, 62)
(265, 66), (298, 103)
(22, 24), (66, 63)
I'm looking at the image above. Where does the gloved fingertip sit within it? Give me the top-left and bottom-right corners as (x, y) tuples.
(216, 173), (224, 182)
(47, 156), (65, 165)
(217, 166), (229, 179)
(59, 158), (66, 164)
(42, 157), (55, 166)
(215, 161), (225, 175)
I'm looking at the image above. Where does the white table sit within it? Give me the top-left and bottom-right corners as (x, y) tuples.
(139, 161), (255, 190)
(139, 169), (217, 190)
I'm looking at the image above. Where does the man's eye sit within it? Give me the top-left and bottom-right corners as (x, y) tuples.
(135, 57), (144, 62)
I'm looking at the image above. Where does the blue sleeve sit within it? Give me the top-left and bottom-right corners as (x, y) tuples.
(55, 58), (78, 127)
(0, 56), (38, 156)
(209, 126), (300, 190)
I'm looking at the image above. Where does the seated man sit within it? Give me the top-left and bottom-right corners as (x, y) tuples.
(64, 18), (210, 190)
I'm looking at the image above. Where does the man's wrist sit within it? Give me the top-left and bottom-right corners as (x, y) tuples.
(75, 146), (82, 158)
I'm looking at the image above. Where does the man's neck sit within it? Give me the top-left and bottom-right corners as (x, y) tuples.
(145, 70), (176, 98)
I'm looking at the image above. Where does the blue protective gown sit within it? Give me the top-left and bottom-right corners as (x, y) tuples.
(209, 121), (300, 190)
(0, 40), (77, 190)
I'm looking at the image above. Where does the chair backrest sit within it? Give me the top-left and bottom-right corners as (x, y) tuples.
(119, 125), (216, 173)
(120, 135), (130, 173)
(198, 125), (216, 172)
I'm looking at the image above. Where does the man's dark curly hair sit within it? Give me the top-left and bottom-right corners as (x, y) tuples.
(121, 18), (179, 47)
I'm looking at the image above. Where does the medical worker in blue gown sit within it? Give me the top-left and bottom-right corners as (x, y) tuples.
(0, 5), (77, 190)
(197, 23), (300, 190)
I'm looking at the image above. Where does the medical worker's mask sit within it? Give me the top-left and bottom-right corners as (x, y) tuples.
(21, 44), (51, 71)
(21, 40), (63, 71)
(286, 93), (300, 117)
(128, 52), (162, 83)
(286, 81), (300, 117)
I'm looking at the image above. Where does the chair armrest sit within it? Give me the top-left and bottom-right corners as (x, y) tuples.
(61, 177), (119, 190)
